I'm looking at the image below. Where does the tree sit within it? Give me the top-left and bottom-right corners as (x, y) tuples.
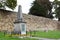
(29, 1), (47, 17)
(0, 0), (17, 10)
(36, 0), (52, 11)
(6, 0), (17, 10)
(54, 0), (60, 21)
(29, 0), (53, 18)
(55, 7), (60, 21)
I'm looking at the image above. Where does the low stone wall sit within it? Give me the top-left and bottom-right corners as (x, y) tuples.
(0, 10), (16, 32)
(0, 9), (60, 32)
(24, 14), (59, 31)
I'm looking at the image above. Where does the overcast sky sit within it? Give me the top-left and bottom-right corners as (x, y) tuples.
(14, 0), (35, 14)
(6, 0), (56, 14)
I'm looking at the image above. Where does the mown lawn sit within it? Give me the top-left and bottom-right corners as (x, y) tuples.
(0, 31), (60, 39)
(0, 32), (38, 40)
(28, 31), (60, 39)
(0, 37), (37, 40)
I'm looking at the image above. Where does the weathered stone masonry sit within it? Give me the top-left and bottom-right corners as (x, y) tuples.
(0, 9), (60, 32)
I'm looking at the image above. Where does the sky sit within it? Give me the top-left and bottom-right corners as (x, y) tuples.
(14, 0), (35, 14)
(6, 0), (58, 14)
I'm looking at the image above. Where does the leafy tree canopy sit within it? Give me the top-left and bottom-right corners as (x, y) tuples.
(54, 0), (60, 21)
(0, 0), (17, 10)
(29, 0), (53, 19)
(29, 1), (47, 17)
(6, 0), (17, 10)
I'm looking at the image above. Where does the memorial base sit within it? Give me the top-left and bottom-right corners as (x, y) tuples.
(14, 21), (26, 35)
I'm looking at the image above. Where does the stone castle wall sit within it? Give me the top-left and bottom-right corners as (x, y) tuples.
(0, 9), (60, 32)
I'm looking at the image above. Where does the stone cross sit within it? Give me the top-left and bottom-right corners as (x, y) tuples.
(17, 5), (23, 21)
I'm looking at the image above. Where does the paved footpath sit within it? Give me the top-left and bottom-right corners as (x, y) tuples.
(19, 36), (60, 40)
(28, 37), (60, 40)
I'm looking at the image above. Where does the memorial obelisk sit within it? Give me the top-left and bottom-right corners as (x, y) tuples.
(14, 5), (26, 35)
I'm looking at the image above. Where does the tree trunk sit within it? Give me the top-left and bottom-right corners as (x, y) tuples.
(58, 18), (60, 21)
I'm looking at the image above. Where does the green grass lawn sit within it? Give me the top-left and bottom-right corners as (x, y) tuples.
(0, 37), (37, 40)
(0, 32), (38, 40)
(28, 31), (60, 39)
(0, 31), (60, 39)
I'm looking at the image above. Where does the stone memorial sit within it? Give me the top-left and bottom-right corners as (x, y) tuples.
(14, 5), (26, 35)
